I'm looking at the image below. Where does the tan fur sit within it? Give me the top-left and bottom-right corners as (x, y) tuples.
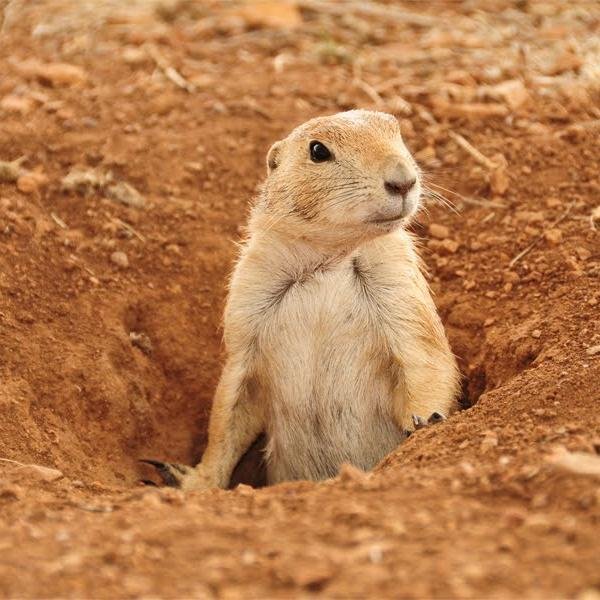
(178, 110), (459, 490)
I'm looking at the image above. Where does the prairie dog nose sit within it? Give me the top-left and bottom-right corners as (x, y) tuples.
(384, 178), (416, 198)
(383, 158), (417, 199)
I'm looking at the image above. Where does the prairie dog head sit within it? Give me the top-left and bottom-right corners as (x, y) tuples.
(258, 110), (420, 248)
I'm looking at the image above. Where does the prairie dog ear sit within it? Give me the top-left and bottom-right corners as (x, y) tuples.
(266, 141), (283, 174)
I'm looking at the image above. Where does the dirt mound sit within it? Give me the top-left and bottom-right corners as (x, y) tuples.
(0, 1), (599, 597)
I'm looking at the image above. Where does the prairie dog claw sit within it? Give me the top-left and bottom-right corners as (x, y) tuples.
(404, 412), (447, 437)
(412, 415), (428, 430)
(139, 459), (194, 488)
(428, 412), (445, 424)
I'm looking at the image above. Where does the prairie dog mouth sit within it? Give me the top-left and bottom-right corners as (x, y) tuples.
(370, 212), (405, 224)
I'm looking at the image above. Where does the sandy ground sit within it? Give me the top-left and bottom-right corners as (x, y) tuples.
(0, 0), (599, 597)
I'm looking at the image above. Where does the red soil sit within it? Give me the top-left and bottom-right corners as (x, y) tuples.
(0, 1), (598, 597)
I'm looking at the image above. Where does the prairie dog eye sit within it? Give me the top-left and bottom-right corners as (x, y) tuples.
(309, 140), (332, 163)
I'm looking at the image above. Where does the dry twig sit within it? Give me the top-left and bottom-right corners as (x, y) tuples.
(449, 131), (498, 170)
(461, 197), (507, 209)
(297, 0), (437, 27)
(145, 44), (195, 93)
(50, 212), (67, 229)
(556, 119), (600, 138)
(112, 217), (146, 242)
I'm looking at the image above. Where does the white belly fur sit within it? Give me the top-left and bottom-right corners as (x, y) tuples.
(256, 262), (404, 483)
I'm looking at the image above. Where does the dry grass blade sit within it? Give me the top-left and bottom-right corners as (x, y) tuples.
(145, 44), (196, 93)
(112, 217), (146, 242)
(0, 457), (64, 481)
(449, 131), (499, 170)
(50, 212), (68, 229)
(461, 196), (507, 209)
(556, 119), (600, 138)
(297, 0), (437, 27)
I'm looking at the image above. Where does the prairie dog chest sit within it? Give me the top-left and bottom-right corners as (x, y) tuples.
(249, 256), (402, 482)
(259, 257), (384, 378)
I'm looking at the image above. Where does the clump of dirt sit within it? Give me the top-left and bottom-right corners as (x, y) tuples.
(0, 1), (599, 598)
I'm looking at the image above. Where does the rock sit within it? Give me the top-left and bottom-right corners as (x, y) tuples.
(524, 225), (539, 237)
(440, 239), (460, 254)
(229, 2), (302, 29)
(148, 93), (180, 116)
(16, 174), (39, 194)
(575, 247), (591, 261)
(515, 210), (545, 223)
(547, 447), (600, 477)
(483, 79), (530, 110)
(544, 228), (563, 245)
(0, 94), (35, 114)
(129, 331), (152, 355)
(122, 47), (148, 66)
(17, 172), (48, 194)
(39, 63), (87, 87)
(0, 484), (22, 501)
(489, 165), (509, 195)
(531, 329), (542, 339)
(0, 157), (26, 183)
(285, 560), (335, 589)
(480, 431), (498, 452)
(61, 169), (144, 208)
(107, 182), (145, 208)
(428, 223), (450, 239)
(428, 237), (460, 255)
(14, 59), (87, 87)
(21, 464), (64, 482)
(110, 251), (129, 268)
(61, 168), (112, 195)
(585, 345), (600, 356)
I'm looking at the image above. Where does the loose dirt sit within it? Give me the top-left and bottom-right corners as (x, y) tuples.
(0, 1), (599, 598)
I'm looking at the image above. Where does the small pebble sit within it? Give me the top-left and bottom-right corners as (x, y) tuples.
(110, 251), (129, 268)
(21, 464), (64, 482)
(544, 228), (563, 245)
(440, 239), (459, 254)
(428, 223), (450, 240)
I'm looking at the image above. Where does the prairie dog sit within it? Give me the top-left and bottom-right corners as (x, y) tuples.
(145, 110), (459, 489)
